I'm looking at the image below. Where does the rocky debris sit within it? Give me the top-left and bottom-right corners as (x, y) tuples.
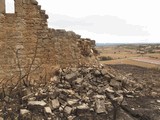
(0, 66), (155, 120)
(44, 107), (52, 114)
(20, 109), (30, 115)
(64, 106), (72, 114)
(51, 99), (60, 109)
(28, 100), (46, 107)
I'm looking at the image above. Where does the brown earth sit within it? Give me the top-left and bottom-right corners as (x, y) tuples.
(97, 45), (160, 68)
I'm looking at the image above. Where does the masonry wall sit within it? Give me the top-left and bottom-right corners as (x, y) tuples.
(0, 0), (98, 83)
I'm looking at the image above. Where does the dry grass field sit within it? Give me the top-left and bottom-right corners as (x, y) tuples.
(97, 44), (160, 68)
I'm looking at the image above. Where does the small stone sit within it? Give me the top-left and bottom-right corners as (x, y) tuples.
(28, 100), (46, 106)
(67, 99), (78, 106)
(20, 109), (30, 115)
(67, 116), (76, 120)
(59, 106), (63, 111)
(50, 76), (59, 82)
(22, 88), (31, 96)
(101, 69), (108, 75)
(77, 103), (89, 110)
(94, 95), (106, 99)
(156, 100), (160, 103)
(64, 106), (72, 114)
(75, 78), (83, 84)
(22, 93), (34, 101)
(71, 68), (77, 72)
(20, 109), (31, 119)
(51, 99), (60, 109)
(44, 107), (52, 114)
(151, 92), (157, 97)
(4, 96), (11, 102)
(65, 73), (77, 81)
(95, 99), (106, 113)
(106, 87), (114, 93)
(131, 108), (135, 110)
(126, 95), (134, 98)
(110, 79), (122, 89)
(8, 108), (12, 111)
(0, 117), (3, 120)
(113, 94), (124, 104)
(94, 70), (101, 76)
(107, 72), (115, 78)
(28, 97), (36, 101)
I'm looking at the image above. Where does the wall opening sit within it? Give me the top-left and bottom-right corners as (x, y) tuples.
(6, 0), (15, 13)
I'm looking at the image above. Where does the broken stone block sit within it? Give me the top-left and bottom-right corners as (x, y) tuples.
(51, 99), (60, 109)
(22, 88), (32, 96)
(65, 73), (77, 81)
(68, 116), (76, 120)
(106, 87), (114, 93)
(67, 99), (78, 106)
(113, 94), (124, 104)
(31, 0), (38, 5)
(22, 93), (34, 101)
(101, 69), (108, 75)
(95, 99), (106, 113)
(20, 109), (30, 115)
(156, 100), (160, 103)
(44, 107), (52, 114)
(4, 96), (12, 102)
(94, 95), (106, 99)
(28, 100), (46, 107)
(20, 109), (31, 119)
(94, 70), (101, 76)
(77, 103), (89, 110)
(74, 78), (83, 84)
(110, 79), (122, 89)
(64, 106), (72, 114)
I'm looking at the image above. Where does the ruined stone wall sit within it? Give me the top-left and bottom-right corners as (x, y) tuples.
(0, 0), (98, 83)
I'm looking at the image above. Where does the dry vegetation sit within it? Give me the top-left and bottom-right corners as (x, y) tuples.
(97, 44), (160, 68)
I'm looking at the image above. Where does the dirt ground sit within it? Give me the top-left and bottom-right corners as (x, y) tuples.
(108, 64), (160, 120)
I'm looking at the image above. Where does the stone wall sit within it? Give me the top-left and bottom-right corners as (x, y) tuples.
(0, 0), (98, 83)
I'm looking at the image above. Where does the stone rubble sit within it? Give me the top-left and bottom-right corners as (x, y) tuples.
(0, 67), (144, 119)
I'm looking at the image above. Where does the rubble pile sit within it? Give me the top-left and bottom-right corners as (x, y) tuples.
(0, 67), (144, 120)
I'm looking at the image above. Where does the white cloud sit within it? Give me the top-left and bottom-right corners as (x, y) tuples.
(50, 14), (149, 36)
(6, 0), (160, 43)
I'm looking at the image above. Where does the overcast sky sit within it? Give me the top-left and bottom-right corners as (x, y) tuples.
(6, 0), (160, 43)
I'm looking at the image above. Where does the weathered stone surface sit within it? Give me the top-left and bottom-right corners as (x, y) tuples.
(110, 79), (122, 89)
(0, 0), (98, 85)
(77, 104), (89, 110)
(51, 99), (60, 109)
(20, 109), (31, 119)
(67, 99), (78, 106)
(28, 100), (46, 106)
(64, 106), (72, 114)
(65, 73), (77, 81)
(44, 107), (52, 114)
(20, 109), (30, 115)
(95, 99), (106, 113)
(74, 78), (83, 84)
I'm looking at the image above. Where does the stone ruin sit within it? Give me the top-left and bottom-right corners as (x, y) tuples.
(0, 0), (98, 83)
(0, 1), (159, 120)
